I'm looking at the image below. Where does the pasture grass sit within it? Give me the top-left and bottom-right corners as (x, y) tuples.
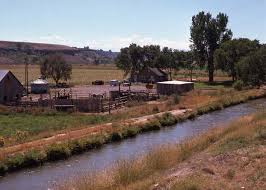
(0, 64), (124, 85)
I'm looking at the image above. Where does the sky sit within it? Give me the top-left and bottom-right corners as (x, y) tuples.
(0, 0), (265, 51)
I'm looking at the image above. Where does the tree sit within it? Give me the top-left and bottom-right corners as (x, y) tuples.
(181, 51), (197, 82)
(115, 44), (159, 77)
(156, 47), (183, 80)
(214, 38), (260, 81)
(143, 45), (161, 68)
(190, 11), (232, 82)
(236, 47), (266, 86)
(40, 54), (72, 85)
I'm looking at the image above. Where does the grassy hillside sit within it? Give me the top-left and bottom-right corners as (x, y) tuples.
(0, 40), (118, 65)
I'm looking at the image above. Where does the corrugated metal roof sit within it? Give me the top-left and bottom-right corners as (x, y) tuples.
(157, 80), (194, 85)
(31, 78), (48, 85)
(0, 70), (9, 82)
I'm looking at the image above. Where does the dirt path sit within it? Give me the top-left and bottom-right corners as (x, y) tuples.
(0, 109), (190, 156)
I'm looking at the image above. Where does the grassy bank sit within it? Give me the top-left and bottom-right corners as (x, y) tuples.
(1, 87), (265, 146)
(57, 111), (266, 190)
(0, 89), (265, 176)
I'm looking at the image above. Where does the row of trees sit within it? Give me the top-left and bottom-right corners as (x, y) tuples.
(115, 44), (192, 80)
(115, 11), (265, 87)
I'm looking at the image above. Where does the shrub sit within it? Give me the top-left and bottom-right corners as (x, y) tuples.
(141, 120), (161, 132)
(23, 150), (46, 167)
(15, 130), (29, 143)
(46, 144), (71, 161)
(6, 153), (25, 171)
(233, 80), (244, 91)
(159, 113), (177, 127)
(110, 132), (123, 142)
(121, 127), (139, 138)
(68, 140), (86, 154)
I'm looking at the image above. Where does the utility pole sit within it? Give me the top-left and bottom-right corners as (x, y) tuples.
(24, 57), (29, 97)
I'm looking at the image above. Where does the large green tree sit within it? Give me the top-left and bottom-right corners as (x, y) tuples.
(190, 11), (232, 82)
(214, 38), (260, 81)
(236, 46), (266, 86)
(40, 54), (72, 85)
(116, 44), (144, 77)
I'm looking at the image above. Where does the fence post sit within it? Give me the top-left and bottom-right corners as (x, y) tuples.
(109, 99), (111, 114)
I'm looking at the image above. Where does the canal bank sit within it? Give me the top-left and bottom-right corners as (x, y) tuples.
(0, 98), (265, 190)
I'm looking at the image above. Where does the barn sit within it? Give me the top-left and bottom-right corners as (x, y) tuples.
(31, 78), (49, 94)
(0, 70), (24, 103)
(130, 67), (168, 83)
(157, 81), (194, 95)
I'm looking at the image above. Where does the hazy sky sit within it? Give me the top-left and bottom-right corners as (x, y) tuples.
(0, 0), (265, 51)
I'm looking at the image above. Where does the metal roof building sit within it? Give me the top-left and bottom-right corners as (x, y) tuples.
(31, 78), (49, 94)
(157, 80), (194, 95)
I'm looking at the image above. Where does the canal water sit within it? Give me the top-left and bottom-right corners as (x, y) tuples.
(0, 99), (265, 190)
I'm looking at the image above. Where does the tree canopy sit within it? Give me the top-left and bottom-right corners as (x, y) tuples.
(40, 54), (72, 85)
(190, 11), (232, 82)
(236, 46), (266, 86)
(214, 38), (260, 81)
(115, 44), (183, 80)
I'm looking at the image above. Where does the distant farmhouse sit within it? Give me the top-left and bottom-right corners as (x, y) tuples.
(0, 70), (24, 103)
(130, 67), (168, 83)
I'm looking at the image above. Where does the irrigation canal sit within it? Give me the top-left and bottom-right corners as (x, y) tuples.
(0, 98), (265, 190)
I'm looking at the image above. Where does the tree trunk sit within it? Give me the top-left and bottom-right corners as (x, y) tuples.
(190, 68), (193, 82)
(208, 57), (214, 83)
(169, 68), (172, 81)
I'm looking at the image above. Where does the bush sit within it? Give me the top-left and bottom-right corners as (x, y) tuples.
(121, 127), (139, 138)
(69, 140), (86, 154)
(159, 113), (177, 126)
(233, 80), (244, 91)
(141, 120), (161, 132)
(46, 144), (71, 161)
(110, 132), (123, 142)
(6, 153), (25, 171)
(23, 150), (46, 167)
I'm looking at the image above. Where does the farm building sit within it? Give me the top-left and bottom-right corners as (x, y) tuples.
(130, 67), (168, 83)
(157, 81), (194, 95)
(31, 78), (49, 94)
(0, 70), (24, 103)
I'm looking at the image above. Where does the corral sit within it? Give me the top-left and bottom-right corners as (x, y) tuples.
(157, 81), (194, 95)
(16, 84), (158, 113)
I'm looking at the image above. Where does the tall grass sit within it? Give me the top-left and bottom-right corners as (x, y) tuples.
(57, 110), (266, 190)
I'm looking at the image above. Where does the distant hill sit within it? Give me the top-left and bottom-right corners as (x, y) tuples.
(0, 40), (118, 65)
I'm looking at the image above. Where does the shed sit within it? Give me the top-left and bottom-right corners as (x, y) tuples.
(130, 67), (168, 83)
(31, 78), (49, 94)
(157, 81), (194, 95)
(0, 70), (24, 103)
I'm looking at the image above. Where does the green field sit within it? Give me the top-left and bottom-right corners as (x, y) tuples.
(0, 64), (125, 85)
